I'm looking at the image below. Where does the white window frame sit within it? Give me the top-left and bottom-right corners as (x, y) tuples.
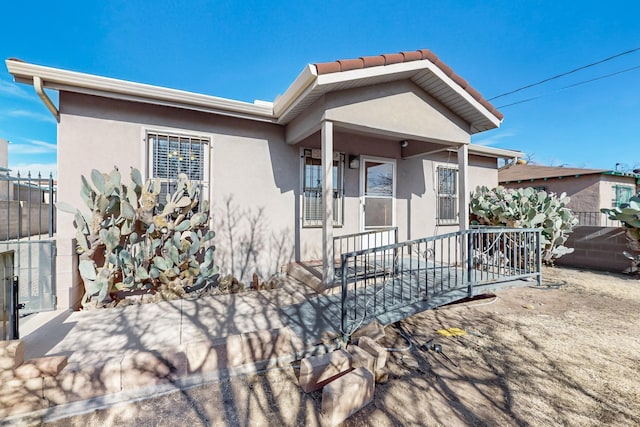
(145, 129), (211, 210)
(436, 164), (459, 225)
(300, 148), (345, 228)
(359, 156), (396, 231)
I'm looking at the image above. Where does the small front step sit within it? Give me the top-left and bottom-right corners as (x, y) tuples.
(286, 262), (325, 293)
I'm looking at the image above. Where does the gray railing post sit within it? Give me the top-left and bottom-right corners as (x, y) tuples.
(340, 254), (348, 342)
(536, 230), (542, 285)
(466, 230), (474, 297)
(393, 227), (399, 275)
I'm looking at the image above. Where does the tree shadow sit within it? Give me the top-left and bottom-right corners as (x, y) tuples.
(214, 195), (294, 283)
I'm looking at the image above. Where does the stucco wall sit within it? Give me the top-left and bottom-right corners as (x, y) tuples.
(502, 174), (602, 212)
(287, 81), (471, 146)
(58, 92), (298, 308)
(598, 175), (638, 209)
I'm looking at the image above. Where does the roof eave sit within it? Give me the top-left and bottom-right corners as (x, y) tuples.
(6, 59), (276, 123)
(277, 59), (502, 131)
(273, 65), (317, 121)
(453, 144), (522, 159)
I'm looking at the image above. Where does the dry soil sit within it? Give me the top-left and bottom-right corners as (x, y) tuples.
(41, 266), (640, 427)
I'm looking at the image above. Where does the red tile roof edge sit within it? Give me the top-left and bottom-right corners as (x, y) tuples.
(313, 49), (503, 121)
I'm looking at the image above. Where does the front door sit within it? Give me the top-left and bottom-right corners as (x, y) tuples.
(360, 157), (396, 247)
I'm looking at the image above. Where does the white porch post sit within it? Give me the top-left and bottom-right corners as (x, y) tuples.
(321, 120), (335, 286)
(458, 143), (469, 230)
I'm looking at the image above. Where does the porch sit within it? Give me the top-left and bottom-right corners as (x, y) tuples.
(284, 226), (542, 344)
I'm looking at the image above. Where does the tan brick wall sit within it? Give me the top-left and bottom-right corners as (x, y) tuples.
(556, 226), (639, 273)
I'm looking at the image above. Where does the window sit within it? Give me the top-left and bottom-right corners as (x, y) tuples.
(302, 148), (344, 227)
(437, 166), (458, 224)
(612, 185), (633, 207)
(148, 132), (209, 208)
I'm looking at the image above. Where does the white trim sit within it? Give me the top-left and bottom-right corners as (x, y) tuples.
(7, 58), (503, 133)
(359, 156), (397, 232)
(433, 160), (460, 226)
(314, 60), (501, 129)
(321, 120), (334, 286)
(457, 144), (523, 159)
(299, 148), (345, 228)
(6, 59), (275, 122)
(273, 64), (317, 119)
(143, 127), (213, 212)
(457, 144), (469, 231)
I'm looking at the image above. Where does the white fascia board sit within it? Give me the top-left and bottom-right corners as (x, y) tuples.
(6, 59), (275, 122)
(273, 65), (318, 121)
(455, 144), (523, 159)
(315, 60), (502, 130)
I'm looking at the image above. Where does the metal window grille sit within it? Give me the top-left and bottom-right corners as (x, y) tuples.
(437, 166), (458, 224)
(612, 185), (633, 208)
(149, 132), (208, 207)
(302, 148), (344, 227)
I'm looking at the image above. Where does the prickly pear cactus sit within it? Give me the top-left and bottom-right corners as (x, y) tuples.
(470, 186), (578, 264)
(58, 167), (218, 307)
(601, 195), (640, 252)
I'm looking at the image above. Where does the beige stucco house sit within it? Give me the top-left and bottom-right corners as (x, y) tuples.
(6, 49), (521, 310)
(499, 163), (640, 225)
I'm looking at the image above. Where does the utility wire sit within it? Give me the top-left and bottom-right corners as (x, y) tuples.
(489, 47), (640, 101)
(496, 63), (640, 109)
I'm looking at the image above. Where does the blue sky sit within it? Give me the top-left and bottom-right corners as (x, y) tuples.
(1, 0), (639, 177)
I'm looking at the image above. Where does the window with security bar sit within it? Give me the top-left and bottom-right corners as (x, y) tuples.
(302, 148), (344, 227)
(148, 132), (209, 210)
(612, 185), (633, 208)
(437, 166), (458, 224)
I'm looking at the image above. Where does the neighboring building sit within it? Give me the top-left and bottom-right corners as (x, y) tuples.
(499, 163), (640, 225)
(7, 49), (522, 310)
(1, 138), (54, 241)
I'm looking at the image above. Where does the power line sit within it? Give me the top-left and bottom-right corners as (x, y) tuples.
(496, 63), (640, 109)
(489, 47), (640, 101)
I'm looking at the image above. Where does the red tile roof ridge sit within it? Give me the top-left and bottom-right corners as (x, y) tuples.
(313, 49), (503, 121)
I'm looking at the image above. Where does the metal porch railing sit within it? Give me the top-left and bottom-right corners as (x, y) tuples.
(338, 227), (542, 338)
(333, 227), (398, 276)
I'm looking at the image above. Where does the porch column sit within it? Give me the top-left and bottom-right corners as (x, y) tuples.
(321, 120), (335, 287)
(458, 143), (469, 230)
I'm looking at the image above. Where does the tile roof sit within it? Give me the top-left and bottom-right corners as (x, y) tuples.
(499, 163), (608, 182)
(313, 49), (503, 121)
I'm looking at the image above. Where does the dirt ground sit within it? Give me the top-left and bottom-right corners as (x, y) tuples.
(42, 265), (640, 427)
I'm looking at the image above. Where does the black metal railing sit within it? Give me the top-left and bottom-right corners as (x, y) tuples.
(338, 227), (542, 338)
(1, 171), (56, 241)
(0, 170), (57, 314)
(333, 227), (398, 276)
